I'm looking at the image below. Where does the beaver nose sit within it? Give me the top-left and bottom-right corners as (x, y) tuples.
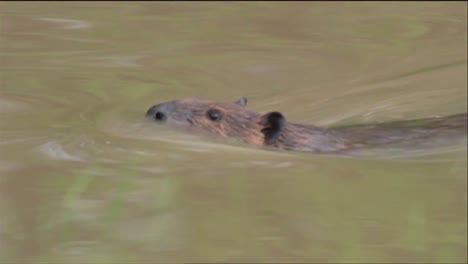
(146, 102), (175, 122)
(146, 105), (167, 121)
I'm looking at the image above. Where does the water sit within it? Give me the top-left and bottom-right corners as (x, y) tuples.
(1, 2), (467, 263)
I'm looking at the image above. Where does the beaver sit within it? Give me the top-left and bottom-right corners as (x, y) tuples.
(146, 97), (467, 155)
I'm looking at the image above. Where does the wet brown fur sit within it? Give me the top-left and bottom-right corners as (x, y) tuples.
(146, 97), (467, 154)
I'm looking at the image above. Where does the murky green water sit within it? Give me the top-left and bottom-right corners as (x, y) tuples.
(1, 2), (467, 263)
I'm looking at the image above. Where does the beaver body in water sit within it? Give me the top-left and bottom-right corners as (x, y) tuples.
(146, 97), (467, 155)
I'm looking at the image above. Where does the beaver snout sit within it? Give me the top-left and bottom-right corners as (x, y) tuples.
(146, 102), (176, 122)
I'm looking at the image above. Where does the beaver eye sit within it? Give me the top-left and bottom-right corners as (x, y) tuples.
(206, 109), (222, 122)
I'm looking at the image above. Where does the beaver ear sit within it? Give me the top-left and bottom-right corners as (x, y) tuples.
(234, 97), (247, 106)
(260, 111), (285, 145)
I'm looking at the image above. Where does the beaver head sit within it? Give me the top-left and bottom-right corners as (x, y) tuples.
(146, 97), (286, 146)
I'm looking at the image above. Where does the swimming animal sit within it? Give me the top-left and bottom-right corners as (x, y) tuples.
(146, 97), (467, 155)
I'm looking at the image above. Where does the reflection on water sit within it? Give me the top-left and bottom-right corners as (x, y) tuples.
(0, 2), (467, 263)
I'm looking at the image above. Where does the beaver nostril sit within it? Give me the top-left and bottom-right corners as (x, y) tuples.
(154, 111), (167, 121)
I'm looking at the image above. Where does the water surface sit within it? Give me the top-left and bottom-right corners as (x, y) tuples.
(1, 2), (467, 263)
